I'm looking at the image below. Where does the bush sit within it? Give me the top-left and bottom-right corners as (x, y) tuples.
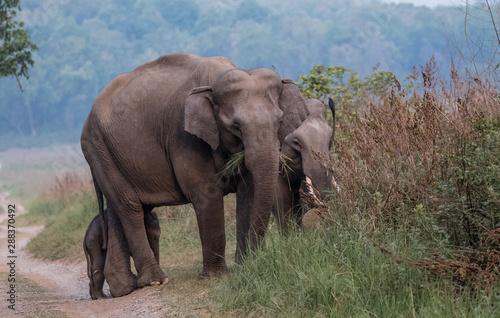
(297, 63), (395, 106)
(435, 118), (500, 248)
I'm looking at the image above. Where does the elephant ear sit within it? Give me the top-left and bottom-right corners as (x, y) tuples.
(184, 86), (219, 150)
(278, 78), (308, 142)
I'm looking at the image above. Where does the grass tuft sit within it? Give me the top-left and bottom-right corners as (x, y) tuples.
(218, 151), (246, 180)
(219, 151), (293, 181)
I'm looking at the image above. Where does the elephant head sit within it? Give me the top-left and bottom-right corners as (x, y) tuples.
(282, 98), (336, 200)
(184, 68), (286, 259)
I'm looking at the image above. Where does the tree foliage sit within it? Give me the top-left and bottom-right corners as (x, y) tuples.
(297, 64), (395, 107)
(0, 0), (473, 138)
(0, 0), (38, 89)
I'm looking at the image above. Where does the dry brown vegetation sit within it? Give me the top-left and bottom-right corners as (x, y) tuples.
(414, 228), (500, 293)
(320, 55), (500, 291)
(333, 57), (497, 218)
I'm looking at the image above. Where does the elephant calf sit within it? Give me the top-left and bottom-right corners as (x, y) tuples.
(83, 211), (161, 299)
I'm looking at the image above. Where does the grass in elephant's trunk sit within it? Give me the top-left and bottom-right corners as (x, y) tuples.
(218, 151), (293, 181)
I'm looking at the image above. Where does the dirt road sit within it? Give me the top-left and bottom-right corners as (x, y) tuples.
(0, 193), (173, 318)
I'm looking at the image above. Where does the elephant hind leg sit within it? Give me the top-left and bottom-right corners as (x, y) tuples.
(110, 201), (168, 289)
(103, 205), (137, 297)
(89, 156), (167, 291)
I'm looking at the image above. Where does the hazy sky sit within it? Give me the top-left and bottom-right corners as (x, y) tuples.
(380, 0), (457, 7)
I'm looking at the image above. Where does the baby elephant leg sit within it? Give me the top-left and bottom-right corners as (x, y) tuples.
(145, 211), (161, 264)
(83, 215), (106, 299)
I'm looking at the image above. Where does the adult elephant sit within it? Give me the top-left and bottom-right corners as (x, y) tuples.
(81, 53), (289, 297)
(236, 95), (335, 241)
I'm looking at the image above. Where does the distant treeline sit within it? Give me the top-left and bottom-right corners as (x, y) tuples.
(0, 0), (469, 138)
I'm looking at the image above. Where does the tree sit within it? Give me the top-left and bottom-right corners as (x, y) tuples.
(297, 64), (394, 107)
(0, 0), (38, 92)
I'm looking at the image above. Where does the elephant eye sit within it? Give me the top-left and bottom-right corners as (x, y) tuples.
(232, 123), (240, 131)
(293, 138), (300, 147)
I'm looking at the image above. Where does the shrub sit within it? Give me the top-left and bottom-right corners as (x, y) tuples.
(298, 57), (500, 291)
(435, 118), (500, 248)
(297, 63), (395, 106)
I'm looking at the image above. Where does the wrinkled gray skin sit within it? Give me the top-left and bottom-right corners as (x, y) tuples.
(81, 53), (292, 297)
(83, 210), (161, 299)
(236, 94), (335, 239)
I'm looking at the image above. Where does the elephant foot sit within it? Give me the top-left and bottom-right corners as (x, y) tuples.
(109, 283), (136, 298)
(150, 277), (170, 286)
(108, 274), (137, 298)
(200, 265), (228, 278)
(137, 266), (169, 288)
(90, 291), (105, 300)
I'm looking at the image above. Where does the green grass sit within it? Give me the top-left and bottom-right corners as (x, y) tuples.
(26, 191), (97, 260)
(215, 216), (500, 317)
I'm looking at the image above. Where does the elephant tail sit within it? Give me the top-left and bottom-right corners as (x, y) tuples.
(328, 98), (336, 146)
(328, 98), (335, 127)
(92, 175), (107, 250)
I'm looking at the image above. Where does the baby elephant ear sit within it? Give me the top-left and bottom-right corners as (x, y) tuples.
(184, 86), (219, 150)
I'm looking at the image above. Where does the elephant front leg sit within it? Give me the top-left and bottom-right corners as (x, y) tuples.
(292, 190), (305, 228)
(192, 190), (227, 277)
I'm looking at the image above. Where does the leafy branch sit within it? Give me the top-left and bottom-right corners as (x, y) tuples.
(0, 0), (38, 91)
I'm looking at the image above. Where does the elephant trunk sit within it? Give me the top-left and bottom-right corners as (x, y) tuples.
(302, 151), (334, 201)
(235, 138), (280, 263)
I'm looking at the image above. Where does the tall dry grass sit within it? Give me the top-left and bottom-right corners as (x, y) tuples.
(328, 56), (500, 290)
(333, 57), (495, 217)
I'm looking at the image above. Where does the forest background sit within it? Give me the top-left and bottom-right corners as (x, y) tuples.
(0, 0), (486, 146)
